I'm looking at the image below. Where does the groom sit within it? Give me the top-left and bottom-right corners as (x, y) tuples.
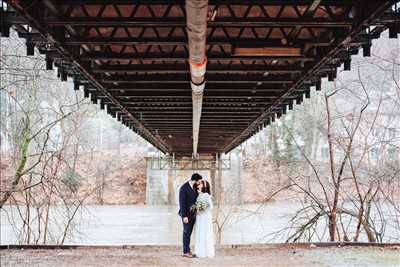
(178, 173), (202, 258)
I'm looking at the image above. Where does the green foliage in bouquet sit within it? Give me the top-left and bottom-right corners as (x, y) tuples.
(190, 199), (209, 213)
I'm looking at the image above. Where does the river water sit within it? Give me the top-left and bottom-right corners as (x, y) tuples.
(1, 202), (398, 245)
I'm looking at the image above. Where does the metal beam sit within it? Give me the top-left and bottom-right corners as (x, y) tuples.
(62, 37), (332, 46)
(125, 106), (268, 111)
(5, 0), (172, 153)
(100, 74), (295, 84)
(80, 52), (314, 61)
(45, 17), (353, 28)
(105, 82), (295, 90)
(50, 0), (357, 5)
(1, 10), (27, 24)
(127, 111), (262, 114)
(103, 98), (278, 103)
(123, 101), (273, 105)
(111, 91), (281, 97)
(100, 94), (280, 99)
(222, 0), (397, 153)
(4, 0), (395, 157)
(143, 118), (254, 122)
(92, 64), (304, 73)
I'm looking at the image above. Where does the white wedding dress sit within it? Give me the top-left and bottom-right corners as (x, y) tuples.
(194, 192), (215, 258)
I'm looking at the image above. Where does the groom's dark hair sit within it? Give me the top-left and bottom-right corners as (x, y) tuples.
(191, 173), (202, 181)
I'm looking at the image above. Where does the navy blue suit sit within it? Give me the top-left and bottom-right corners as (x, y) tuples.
(178, 181), (198, 254)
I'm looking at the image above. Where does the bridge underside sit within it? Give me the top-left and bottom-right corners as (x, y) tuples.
(2, 0), (399, 156)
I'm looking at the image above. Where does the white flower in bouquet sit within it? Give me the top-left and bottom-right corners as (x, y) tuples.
(190, 199), (209, 213)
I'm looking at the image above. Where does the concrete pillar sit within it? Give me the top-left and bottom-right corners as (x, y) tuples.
(216, 157), (223, 204)
(230, 153), (242, 205)
(237, 154), (243, 204)
(167, 158), (175, 204)
(145, 158), (151, 204)
(210, 166), (216, 199)
(145, 157), (168, 205)
(209, 154), (223, 204)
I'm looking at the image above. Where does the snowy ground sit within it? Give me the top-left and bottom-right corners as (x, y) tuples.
(1, 244), (399, 267)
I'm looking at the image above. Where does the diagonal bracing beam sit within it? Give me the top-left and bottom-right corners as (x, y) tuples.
(222, 0), (399, 153)
(6, 0), (172, 153)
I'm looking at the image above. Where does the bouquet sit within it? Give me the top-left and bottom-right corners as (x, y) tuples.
(190, 199), (209, 213)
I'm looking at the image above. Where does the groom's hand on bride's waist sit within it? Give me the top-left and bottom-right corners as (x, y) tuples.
(183, 217), (189, 224)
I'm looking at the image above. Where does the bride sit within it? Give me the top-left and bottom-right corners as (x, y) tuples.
(194, 180), (215, 258)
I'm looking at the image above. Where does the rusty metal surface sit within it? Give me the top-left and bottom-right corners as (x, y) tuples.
(2, 0), (399, 155)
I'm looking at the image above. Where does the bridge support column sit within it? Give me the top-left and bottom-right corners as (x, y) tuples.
(145, 157), (168, 205)
(210, 154), (223, 204)
(167, 156), (175, 205)
(216, 155), (223, 204)
(210, 165), (216, 201)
